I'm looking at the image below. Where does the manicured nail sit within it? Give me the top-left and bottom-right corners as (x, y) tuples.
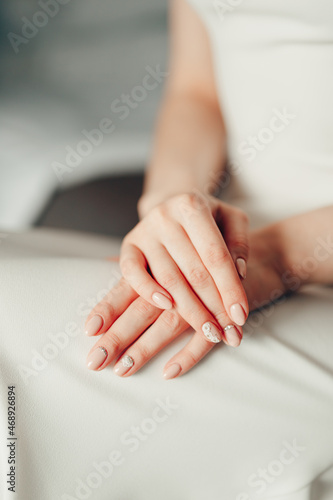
(230, 304), (247, 326)
(163, 363), (182, 380)
(114, 355), (134, 376)
(236, 258), (247, 279)
(85, 315), (103, 336)
(223, 325), (242, 347)
(86, 346), (108, 370)
(152, 292), (173, 310)
(202, 322), (222, 343)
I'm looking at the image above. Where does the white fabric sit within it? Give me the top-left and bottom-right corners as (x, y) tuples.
(1, 1), (333, 497)
(187, 0), (333, 228)
(0, 229), (333, 500)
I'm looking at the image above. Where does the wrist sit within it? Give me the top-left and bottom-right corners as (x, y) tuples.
(265, 218), (311, 293)
(138, 187), (206, 219)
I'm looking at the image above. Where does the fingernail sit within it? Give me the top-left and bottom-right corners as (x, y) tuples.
(85, 315), (103, 336)
(86, 346), (108, 370)
(202, 321), (222, 343)
(114, 355), (134, 376)
(223, 324), (242, 347)
(163, 363), (181, 380)
(236, 257), (247, 279)
(152, 292), (173, 310)
(230, 303), (247, 326)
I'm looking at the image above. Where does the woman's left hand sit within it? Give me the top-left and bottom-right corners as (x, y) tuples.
(84, 225), (288, 379)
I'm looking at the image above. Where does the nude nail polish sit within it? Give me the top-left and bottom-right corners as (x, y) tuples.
(114, 355), (134, 376)
(236, 258), (247, 279)
(85, 315), (103, 336)
(87, 346), (108, 370)
(152, 292), (173, 310)
(223, 325), (242, 347)
(163, 363), (181, 380)
(229, 304), (247, 326)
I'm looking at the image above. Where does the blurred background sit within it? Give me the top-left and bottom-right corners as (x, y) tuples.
(0, 0), (168, 237)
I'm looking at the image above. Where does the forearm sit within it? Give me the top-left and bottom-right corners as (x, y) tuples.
(273, 205), (333, 288)
(138, 92), (226, 218)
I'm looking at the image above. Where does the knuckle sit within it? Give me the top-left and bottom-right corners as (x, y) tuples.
(205, 243), (230, 267)
(228, 235), (249, 253)
(158, 270), (180, 290)
(105, 331), (122, 353)
(151, 204), (168, 220)
(133, 298), (155, 317)
(114, 277), (129, 293)
(135, 279), (154, 298)
(160, 311), (182, 331)
(214, 309), (229, 327)
(176, 192), (207, 216)
(182, 347), (200, 366)
(96, 300), (115, 319)
(120, 257), (138, 277)
(137, 343), (152, 361)
(188, 266), (211, 289)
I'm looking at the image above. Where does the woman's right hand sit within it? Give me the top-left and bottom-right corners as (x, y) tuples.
(117, 191), (249, 346)
(84, 222), (287, 379)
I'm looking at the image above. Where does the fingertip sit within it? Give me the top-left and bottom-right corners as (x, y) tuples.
(85, 315), (104, 336)
(236, 257), (247, 280)
(163, 363), (182, 380)
(152, 292), (173, 310)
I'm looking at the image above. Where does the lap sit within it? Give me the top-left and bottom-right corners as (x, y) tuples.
(0, 230), (332, 500)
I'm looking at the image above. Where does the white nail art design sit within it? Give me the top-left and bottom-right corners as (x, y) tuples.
(202, 322), (221, 343)
(121, 355), (134, 368)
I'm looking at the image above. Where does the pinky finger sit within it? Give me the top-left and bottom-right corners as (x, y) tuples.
(163, 334), (215, 380)
(163, 324), (242, 380)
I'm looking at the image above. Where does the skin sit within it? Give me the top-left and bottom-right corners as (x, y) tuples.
(86, 206), (333, 378)
(119, 0), (249, 340)
(85, 0), (333, 376)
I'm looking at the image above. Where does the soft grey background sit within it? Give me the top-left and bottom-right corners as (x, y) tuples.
(0, 0), (168, 234)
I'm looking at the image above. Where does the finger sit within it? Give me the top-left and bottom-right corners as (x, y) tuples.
(119, 242), (174, 310)
(163, 322), (242, 380)
(113, 310), (188, 377)
(85, 277), (138, 337)
(174, 193), (249, 326)
(216, 206), (249, 279)
(148, 245), (240, 346)
(159, 223), (242, 346)
(86, 296), (161, 371)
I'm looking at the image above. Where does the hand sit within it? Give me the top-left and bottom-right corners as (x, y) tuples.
(119, 192), (249, 346)
(84, 225), (285, 378)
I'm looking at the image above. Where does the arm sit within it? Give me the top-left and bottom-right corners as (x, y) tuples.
(243, 205), (333, 312)
(138, 0), (226, 218)
(276, 205), (333, 288)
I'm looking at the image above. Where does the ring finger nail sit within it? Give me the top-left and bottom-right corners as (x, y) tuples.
(114, 354), (134, 376)
(87, 346), (108, 370)
(223, 325), (242, 347)
(202, 322), (222, 343)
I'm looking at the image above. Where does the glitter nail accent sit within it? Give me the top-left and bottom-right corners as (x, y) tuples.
(121, 355), (134, 368)
(99, 346), (108, 357)
(202, 322), (221, 343)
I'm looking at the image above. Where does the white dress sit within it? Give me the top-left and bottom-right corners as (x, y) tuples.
(187, 0), (333, 227)
(0, 1), (333, 499)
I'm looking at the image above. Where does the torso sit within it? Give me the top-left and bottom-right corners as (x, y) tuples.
(187, 0), (333, 226)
